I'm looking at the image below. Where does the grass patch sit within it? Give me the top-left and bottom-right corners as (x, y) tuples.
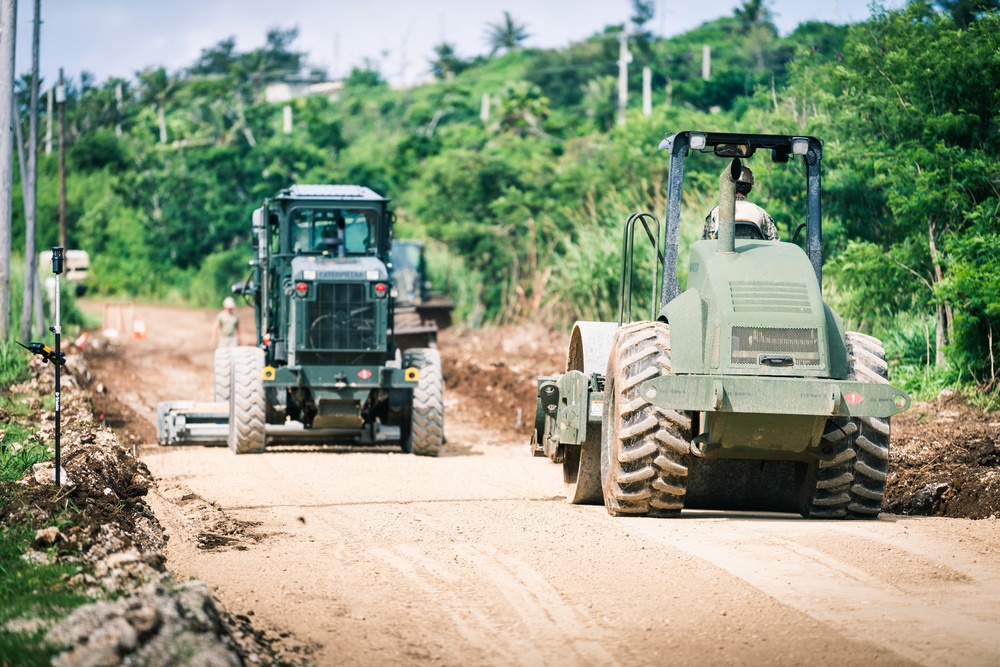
(0, 517), (87, 666)
(0, 438), (51, 483)
(0, 340), (31, 388)
(1, 394), (50, 483)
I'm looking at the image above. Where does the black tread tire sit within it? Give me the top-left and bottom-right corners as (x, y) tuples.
(228, 347), (266, 454)
(799, 418), (858, 518)
(403, 348), (445, 457)
(601, 322), (691, 517)
(213, 348), (233, 403)
(564, 423), (603, 505)
(845, 332), (891, 519)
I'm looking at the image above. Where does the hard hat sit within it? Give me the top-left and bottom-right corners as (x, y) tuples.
(737, 167), (754, 186)
(223, 297), (236, 308)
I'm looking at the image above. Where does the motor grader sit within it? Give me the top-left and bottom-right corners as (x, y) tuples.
(531, 131), (910, 518)
(156, 185), (445, 456)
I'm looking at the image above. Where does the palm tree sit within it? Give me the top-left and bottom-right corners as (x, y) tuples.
(733, 0), (773, 33)
(581, 76), (617, 131)
(485, 12), (529, 57)
(934, 0), (1000, 29)
(492, 81), (553, 138)
(429, 42), (466, 80)
(733, 0), (777, 73)
(137, 66), (176, 144)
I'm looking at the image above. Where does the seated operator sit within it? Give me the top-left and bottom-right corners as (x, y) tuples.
(316, 214), (348, 254)
(703, 166), (779, 241)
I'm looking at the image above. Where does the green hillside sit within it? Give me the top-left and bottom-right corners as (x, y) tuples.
(8, 2), (1000, 404)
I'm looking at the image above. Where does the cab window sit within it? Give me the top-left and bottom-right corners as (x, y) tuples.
(290, 208), (376, 254)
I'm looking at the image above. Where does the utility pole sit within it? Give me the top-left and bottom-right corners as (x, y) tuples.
(0, 0), (15, 340)
(617, 30), (631, 126)
(14, 104), (45, 338)
(57, 68), (65, 250)
(333, 32), (340, 79)
(702, 44), (711, 81)
(45, 85), (51, 153)
(114, 82), (122, 137)
(642, 66), (652, 117)
(21, 0), (41, 340)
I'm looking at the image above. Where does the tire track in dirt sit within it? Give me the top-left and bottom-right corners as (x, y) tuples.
(623, 514), (1000, 667)
(372, 542), (618, 667)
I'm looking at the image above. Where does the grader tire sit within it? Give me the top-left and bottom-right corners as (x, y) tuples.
(403, 348), (444, 457)
(228, 347), (266, 454)
(845, 332), (891, 519)
(601, 321), (691, 517)
(214, 348), (234, 402)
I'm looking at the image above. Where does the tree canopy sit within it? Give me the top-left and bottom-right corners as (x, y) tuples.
(6, 2), (1000, 402)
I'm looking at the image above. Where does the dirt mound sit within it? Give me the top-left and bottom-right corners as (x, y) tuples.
(886, 390), (1000, 519)
(439, 324), (568, 442)
(1, 351), (307, 666)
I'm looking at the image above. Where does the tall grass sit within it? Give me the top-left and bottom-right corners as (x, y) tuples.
(0, 341), (31, 388)
(424, 240), (485, 327)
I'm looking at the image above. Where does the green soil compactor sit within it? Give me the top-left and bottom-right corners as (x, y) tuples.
(532, 132), (910, 518)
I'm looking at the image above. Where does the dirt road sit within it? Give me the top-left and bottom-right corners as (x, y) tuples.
(83, 302), (1000, 666)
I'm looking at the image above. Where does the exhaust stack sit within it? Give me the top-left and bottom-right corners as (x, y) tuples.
(717, 157), (742, 254)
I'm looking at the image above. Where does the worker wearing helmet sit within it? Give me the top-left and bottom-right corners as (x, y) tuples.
(211, 296), (241, 348)
(703, 166), (779, 241)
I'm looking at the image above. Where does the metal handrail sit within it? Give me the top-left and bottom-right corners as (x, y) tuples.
(618, 212), (663, 326)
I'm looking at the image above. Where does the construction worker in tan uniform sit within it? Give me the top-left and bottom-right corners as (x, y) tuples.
(703, 166), (779, 241)
(211, 296), (241, 348)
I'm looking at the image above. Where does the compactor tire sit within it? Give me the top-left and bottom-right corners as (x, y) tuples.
(798, 417), (858, 518)
(403, 348), (445, 457)
(845, 332), (891, 519)
(214, 348), (234, 402)
(228, 346), (266, 454)
(601, 322), (691, 517)
(564, 423), (603, 505)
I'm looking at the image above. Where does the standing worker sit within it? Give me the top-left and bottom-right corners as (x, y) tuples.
(211, 297), (240, 348)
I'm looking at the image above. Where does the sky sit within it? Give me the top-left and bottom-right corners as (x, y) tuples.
(13, 0), (898, 90)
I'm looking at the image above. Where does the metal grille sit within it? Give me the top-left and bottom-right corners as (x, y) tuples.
(731, 326), (820, 366)
(304, 283), (377, 350)
(730, 281), (812, 314)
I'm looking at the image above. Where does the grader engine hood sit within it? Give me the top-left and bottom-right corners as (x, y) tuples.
(663, 239), (847, 378)
(289, 255), (389, 355)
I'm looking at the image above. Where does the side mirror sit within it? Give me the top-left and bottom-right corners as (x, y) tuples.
(232, 280), (257, 296)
